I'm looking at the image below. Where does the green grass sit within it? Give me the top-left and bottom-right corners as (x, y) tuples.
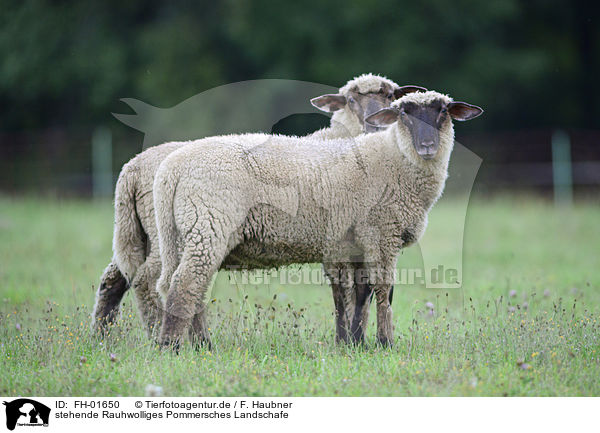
(1, 195), (599, 396)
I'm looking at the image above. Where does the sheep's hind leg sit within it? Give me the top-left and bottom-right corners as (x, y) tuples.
(189, 304), (212, 351)
(130, 255), (164, 338)
(159, 261), (204, 351)
(159, 231), (226, 351)
(92, 262), (129, 335)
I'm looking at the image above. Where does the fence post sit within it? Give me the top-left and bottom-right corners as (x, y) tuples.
(551, 130), (573, 207)
(92, 126), (113, 199)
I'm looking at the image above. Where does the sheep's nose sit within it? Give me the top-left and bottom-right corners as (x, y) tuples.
(421, 140), (434, 148)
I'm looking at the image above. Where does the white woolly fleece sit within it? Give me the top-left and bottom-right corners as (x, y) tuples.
(339, 73), (398, 95)
(392, 90), (452, 107)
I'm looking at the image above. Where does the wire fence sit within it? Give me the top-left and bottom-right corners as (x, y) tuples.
(1, 126), (599, 198)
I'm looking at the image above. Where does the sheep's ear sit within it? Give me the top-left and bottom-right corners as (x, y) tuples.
(394, 85), (427, 99)
(448, 101), (484, 121)
(310, 94), (347, 112)
(365, 107), (399, 127)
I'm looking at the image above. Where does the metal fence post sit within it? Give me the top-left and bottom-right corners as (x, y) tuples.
(551, 130), (573, 206)
(92, 126), (113, 199)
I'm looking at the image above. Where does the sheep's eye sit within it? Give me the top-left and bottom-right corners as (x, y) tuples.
(441, 108), (448, 114)
(387, 93), (394, 100)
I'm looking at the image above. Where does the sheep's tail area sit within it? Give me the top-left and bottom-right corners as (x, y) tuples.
(112, 162), (146, 284)
(153, 162), (179, 299)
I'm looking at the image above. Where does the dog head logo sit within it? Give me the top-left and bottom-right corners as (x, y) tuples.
(3, 399), (50, 430)
(112, 79), (339, 149)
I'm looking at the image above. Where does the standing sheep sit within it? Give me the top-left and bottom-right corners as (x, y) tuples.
(153, 90), (483, 348)
(91, 74), (425, 339)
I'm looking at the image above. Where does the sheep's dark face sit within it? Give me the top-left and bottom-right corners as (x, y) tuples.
(365, 97), (484, 161)
(311, 84), (426, 133)
(398, 99), (448, 160)
(347, 84), (397, 133)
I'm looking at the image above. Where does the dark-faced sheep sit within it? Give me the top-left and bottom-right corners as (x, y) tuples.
(153, 90), (483, 348)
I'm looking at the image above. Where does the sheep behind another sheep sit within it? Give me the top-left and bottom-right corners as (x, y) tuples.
(92, 75), (424, 342)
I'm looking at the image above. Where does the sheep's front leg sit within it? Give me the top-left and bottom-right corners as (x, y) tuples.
(370, 262), (395, 347)
(350, 263), (374, 344)
(92, 262), (129, 334)
(358, 256), (395, 346)
(324, 263), (354, 344)
(353, 225), (396, 345)
(374, 284), (394, 346)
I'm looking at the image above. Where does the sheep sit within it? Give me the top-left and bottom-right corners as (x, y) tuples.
(91, 74), (425, 338)
(153, 90), (483, 348)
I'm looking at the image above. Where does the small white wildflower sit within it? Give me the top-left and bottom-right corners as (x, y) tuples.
(145, 384), (163, 397)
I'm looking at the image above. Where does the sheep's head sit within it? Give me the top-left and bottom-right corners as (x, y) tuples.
(310, 73), (426, 133)
(365, 90), (483, 160)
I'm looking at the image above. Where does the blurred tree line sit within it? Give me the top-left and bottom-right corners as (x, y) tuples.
(1, 0), (597, 132)
(0, 0), (598, 194)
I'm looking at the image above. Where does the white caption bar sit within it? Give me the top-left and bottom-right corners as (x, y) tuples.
(0, 397), (596, 432)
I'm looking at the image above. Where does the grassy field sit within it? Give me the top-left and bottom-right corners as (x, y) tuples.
(0, 195), (599, 396)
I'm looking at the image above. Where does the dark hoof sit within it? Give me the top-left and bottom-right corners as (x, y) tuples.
(158, 338), (181, 354)
(92, 271), (129, 332)
(349, 335), (367, 347)
(92, 318), (113, 337)
(159, 312), (190, 353)
(335, 333), (351, 345)
(192, 339), (212, 352)
(377, 337), (393, 348)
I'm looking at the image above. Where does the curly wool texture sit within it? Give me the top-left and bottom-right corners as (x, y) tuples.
(339, 73), (399, 95)
(153, 91), (456, 342)
(97, 74), (401, 334)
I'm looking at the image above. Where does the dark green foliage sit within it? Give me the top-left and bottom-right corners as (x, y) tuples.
(0, 0), (597, 132)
